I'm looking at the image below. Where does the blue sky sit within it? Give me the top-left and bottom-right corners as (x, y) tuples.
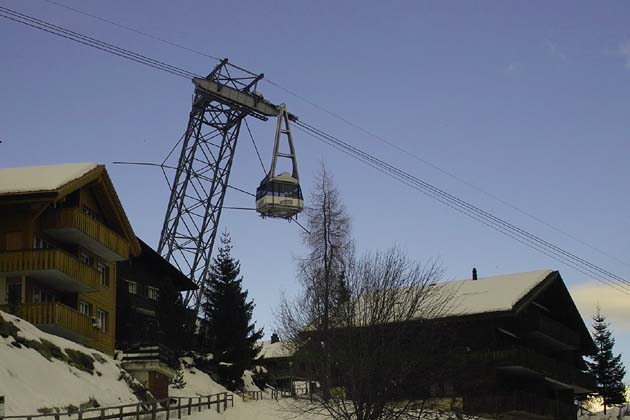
(1, 1), (629, 375)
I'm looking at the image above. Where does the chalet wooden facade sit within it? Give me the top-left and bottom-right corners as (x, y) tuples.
(0, 163), (140, 355)
(116, 238), (197, 399)
(431, 269), (596, 420)
(294, 269), (596, 420)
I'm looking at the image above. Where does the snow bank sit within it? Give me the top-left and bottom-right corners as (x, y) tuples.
(169, 357), (229, 397)
(0, 311), (140, 415)
(241, 370), (260, 392)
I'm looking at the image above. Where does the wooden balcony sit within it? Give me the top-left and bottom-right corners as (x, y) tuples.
(523, 311), (581, 350)
(464, 391), (576, 420)
(0, 302), (97, 343)
(41, 207), (129, 262)
(469, 347), (596, 392)
(0, 249), (100, 292)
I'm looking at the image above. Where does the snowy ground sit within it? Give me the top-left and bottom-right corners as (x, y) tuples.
(0, 310), (140, 415)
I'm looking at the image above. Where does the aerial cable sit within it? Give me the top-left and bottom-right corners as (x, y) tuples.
(40, 0), (222, 62)
(7, 4), (626, 289)
(36, 0), (628, 268)
(244, 119), (267, 175)
(295, 120), (630, 289)
(294, 121), (630, 294)
(0, 6), (199, 80)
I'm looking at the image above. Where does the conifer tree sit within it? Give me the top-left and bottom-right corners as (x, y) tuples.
(586, 307), (627, 414)
(200, 232), (263, 388)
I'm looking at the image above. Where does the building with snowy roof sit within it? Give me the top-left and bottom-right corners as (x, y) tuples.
(301, 269), (597, 420)
(0, 163), (140, 354)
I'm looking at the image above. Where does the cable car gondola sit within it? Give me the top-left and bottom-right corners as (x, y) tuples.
(255, 105), (304, 219)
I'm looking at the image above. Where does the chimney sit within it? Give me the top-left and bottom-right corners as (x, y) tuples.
(271, 332), (280, 344)
(472, 267), (478, 280)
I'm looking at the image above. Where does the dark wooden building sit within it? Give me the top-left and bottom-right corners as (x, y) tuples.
(294, 269), (596, 420)
(116, 238), (197, 399)
(429, 269), (596, 420)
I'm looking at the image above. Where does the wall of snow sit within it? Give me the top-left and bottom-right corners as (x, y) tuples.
(0, 311), (140, 416)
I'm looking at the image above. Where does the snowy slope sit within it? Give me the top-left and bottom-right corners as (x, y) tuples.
(0, 311), (140, 415)
(169, 357), (230, 397)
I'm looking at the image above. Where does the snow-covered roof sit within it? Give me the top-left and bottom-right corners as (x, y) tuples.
(257, 340), (293, 359)
(0, 162), (99, 196)
(443, 269), (554, 316)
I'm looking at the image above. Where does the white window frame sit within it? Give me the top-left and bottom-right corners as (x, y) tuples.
(96, 309), (108, 333)
(126, 280), (137, 295)
(96, 262), (109, 287)
(79, 300), (91, 317)
(147, 286), (159, 301)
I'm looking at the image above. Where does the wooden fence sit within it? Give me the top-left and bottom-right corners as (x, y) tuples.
(0, 393), (234, 420)
(240, 391), (263, 401)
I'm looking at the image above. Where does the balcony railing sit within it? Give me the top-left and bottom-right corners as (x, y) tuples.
(0, 302), (97, 342)
(464, 391), (576, 419)
(469, 346), (595, 392)
(524, 311), (581, 349)
(41, 207), (129, 261)
(0, 249), (101, 292)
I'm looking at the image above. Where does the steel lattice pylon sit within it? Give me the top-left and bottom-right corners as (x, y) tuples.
(158, 59), (277, 314)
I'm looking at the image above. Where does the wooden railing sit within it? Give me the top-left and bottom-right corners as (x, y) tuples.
(463, 391), (576, 419)
(523, 311), (581, 348)
(469, 347), (596, 391)
(41, 208), (129, 260)
(0, 249), (101, 291)
(0, 303), (97, 342)
(0, 393), (234, 420)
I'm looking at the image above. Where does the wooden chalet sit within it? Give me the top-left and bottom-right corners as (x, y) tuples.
(428, 269), (596, 420)
(0, 163), (141, 355)
(116, 238), (197, 399)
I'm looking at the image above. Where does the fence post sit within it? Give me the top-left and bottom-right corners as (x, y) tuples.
(151, 402), (156, 420)
(100, 409), (105, 420)
(177, 398), (181, 420)
(135, 403), (140, 420)
(215, 395), (219, 414)
(119, 406), (123, 420)
(54, 414), (60, 420)
(187, 398), (191, 416)
(207, 396), (211, 410)
(78, 409), (83, 420)
(197, 397), (201, 413)
(165, 398), (170, 420)
(223, 393), (227, 411)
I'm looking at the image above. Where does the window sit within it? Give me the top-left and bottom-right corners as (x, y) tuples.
(96, 309), (108, 333)
(96, 263), (110, 287)
(33, 236), (52, 250)
(79, 300), (92, 317)
(147, 286), (159, 301)
(79, 252), (93, 266)
(126, 280), (137, 295)
(82, 205), (99, 220)
(32, 287), (41, 304)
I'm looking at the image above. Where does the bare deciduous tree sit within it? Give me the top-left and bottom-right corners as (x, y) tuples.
(278, 168), (462, 420)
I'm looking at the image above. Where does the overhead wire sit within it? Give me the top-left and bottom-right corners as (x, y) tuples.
(294, 121), (630, 294)
(244, 119), (267, 175)
(0, 5), (200, 80)
(35, 0), (629, 270)
(6, 4), (627, 290)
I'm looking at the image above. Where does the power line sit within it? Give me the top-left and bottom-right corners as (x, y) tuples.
(295, 120), (630, 294)
(244, 119), (267, 175)
(0, 6), (200, 80)
(40, 0), (222, 62)
(36, 0), (628, 269)
(7, 4), (627, 289)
